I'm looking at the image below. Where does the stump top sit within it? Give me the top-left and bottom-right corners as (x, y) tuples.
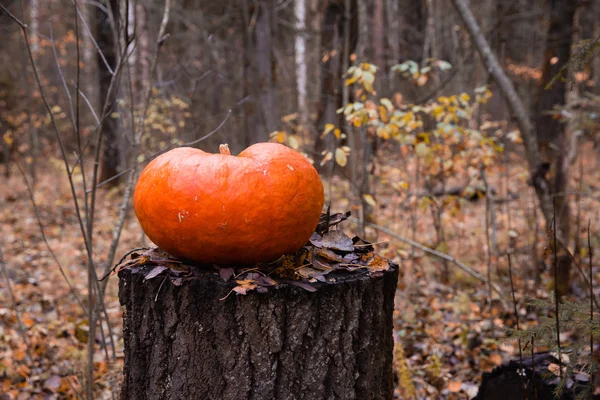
(117, 246), (398, 299)
(115, 212), (398, 298)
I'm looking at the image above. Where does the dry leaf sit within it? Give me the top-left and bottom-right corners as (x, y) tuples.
(448, 380), (462, 392)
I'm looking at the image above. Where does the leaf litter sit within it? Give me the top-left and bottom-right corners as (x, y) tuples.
(114, 211), (393, 298)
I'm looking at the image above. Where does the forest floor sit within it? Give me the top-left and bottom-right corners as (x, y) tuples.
(0, 142), (599, 399)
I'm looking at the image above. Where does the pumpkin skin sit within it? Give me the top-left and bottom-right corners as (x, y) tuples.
(133, 142), (324, 265)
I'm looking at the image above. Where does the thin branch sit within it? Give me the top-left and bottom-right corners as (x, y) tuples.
(589, 220), (594, 389)
(72, 0), (114, 75)
(0, 4), (27, 28)
(553, 197), (562, 379)
(16, 164), (86, 312)
(92, 107), (233, 190)
(101, 0), (173, 292)
(0, 246), (33, 361)
(352, 218), (507, 304)
(507, 253), (524, 391)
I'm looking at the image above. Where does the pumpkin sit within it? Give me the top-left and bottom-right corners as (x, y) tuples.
(133, 142), (324, 265)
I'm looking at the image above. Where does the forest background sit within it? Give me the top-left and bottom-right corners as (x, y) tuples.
(0, 0), (599, 398)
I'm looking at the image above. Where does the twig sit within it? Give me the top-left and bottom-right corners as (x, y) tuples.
(92, 105), (233, 190)
(155, 275), (169, 302)
(352, 218), (507, 305)
(16, 163), (86, 312)
(0, 246), (33, 361)
(481, 168), (493, 305)
(101, 0), (174, 294)
(0, 4), (27, 28)
(354, 240), (389, 247)
(99, 247), (149, 282)
(589, 220), (594, 389)
(507, 253), (524, 391)
(553, 197), (562, 379)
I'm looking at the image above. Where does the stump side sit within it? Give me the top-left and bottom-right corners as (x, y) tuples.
(119, 265), (398, 400)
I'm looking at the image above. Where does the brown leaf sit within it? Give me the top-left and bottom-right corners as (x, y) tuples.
(145, 266), (168, 280)
(315, 248), (343, 262)
(448, 380), (462, 392)
(219, 268), (234, 282)
(316, 211), (351, 234)
(310, 230), (354, 252)
(171, 277), (184, 286)
(43, 375), (61, 392)
(290, 281), (318, 292)
(256, 275), (276, 287)
(232, 279), (258, 295)
(313, 257), (334, 271)
(367, 254), (390, 272)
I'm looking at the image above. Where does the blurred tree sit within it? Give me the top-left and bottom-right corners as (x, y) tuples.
(97, 0), (121, 186)
(242, 0), (276, 145)
(534, 0), (577, 294)
(295, 0), (308, 131)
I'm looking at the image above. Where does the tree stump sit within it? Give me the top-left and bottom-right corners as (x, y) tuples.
(118, 258), (398, 400)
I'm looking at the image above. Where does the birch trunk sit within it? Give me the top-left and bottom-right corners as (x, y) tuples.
(294, 0), (308, 133)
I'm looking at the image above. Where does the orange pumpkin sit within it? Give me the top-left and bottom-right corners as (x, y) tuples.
(133, 142), (324, 265)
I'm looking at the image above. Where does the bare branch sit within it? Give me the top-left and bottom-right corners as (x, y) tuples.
(353, 218), (507, 304)
(16, 164), (86, 312)
(0, 4), (27, 28)
(450, 0), (554, 225)
(0, 246), (33, 361)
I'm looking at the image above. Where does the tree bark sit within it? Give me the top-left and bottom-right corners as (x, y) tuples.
(534, 0), (576, 294)
(593, 0), (600, 96)
(118, 263), (398, 400)
(255, 0), (276, 140)
(314, 2), (346, 166)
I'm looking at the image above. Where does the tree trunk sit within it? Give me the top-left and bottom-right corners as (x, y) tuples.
(372, 0), (384, 92)
(118, 263), (398, 400)
(97, 0), (121, 186)
(253, 0), (276, 143)
(315, 2), (346, 168)
(593, 0), (600, 96)
(449, 0), (556, 257)
(295, 0), (308, 132)
(534, 0), (576, 295)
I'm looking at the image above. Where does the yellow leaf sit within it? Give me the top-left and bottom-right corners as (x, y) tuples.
(334, 128), (341, 139)
(379, 105), (389, 123)
(2, 132), (13, 146)
(345, 76), (359, 86)
(335, 148), (347, 167)
(270, 131), (286, 143)
(323, 124), (335, 136)
(362, 194), (376, 207)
